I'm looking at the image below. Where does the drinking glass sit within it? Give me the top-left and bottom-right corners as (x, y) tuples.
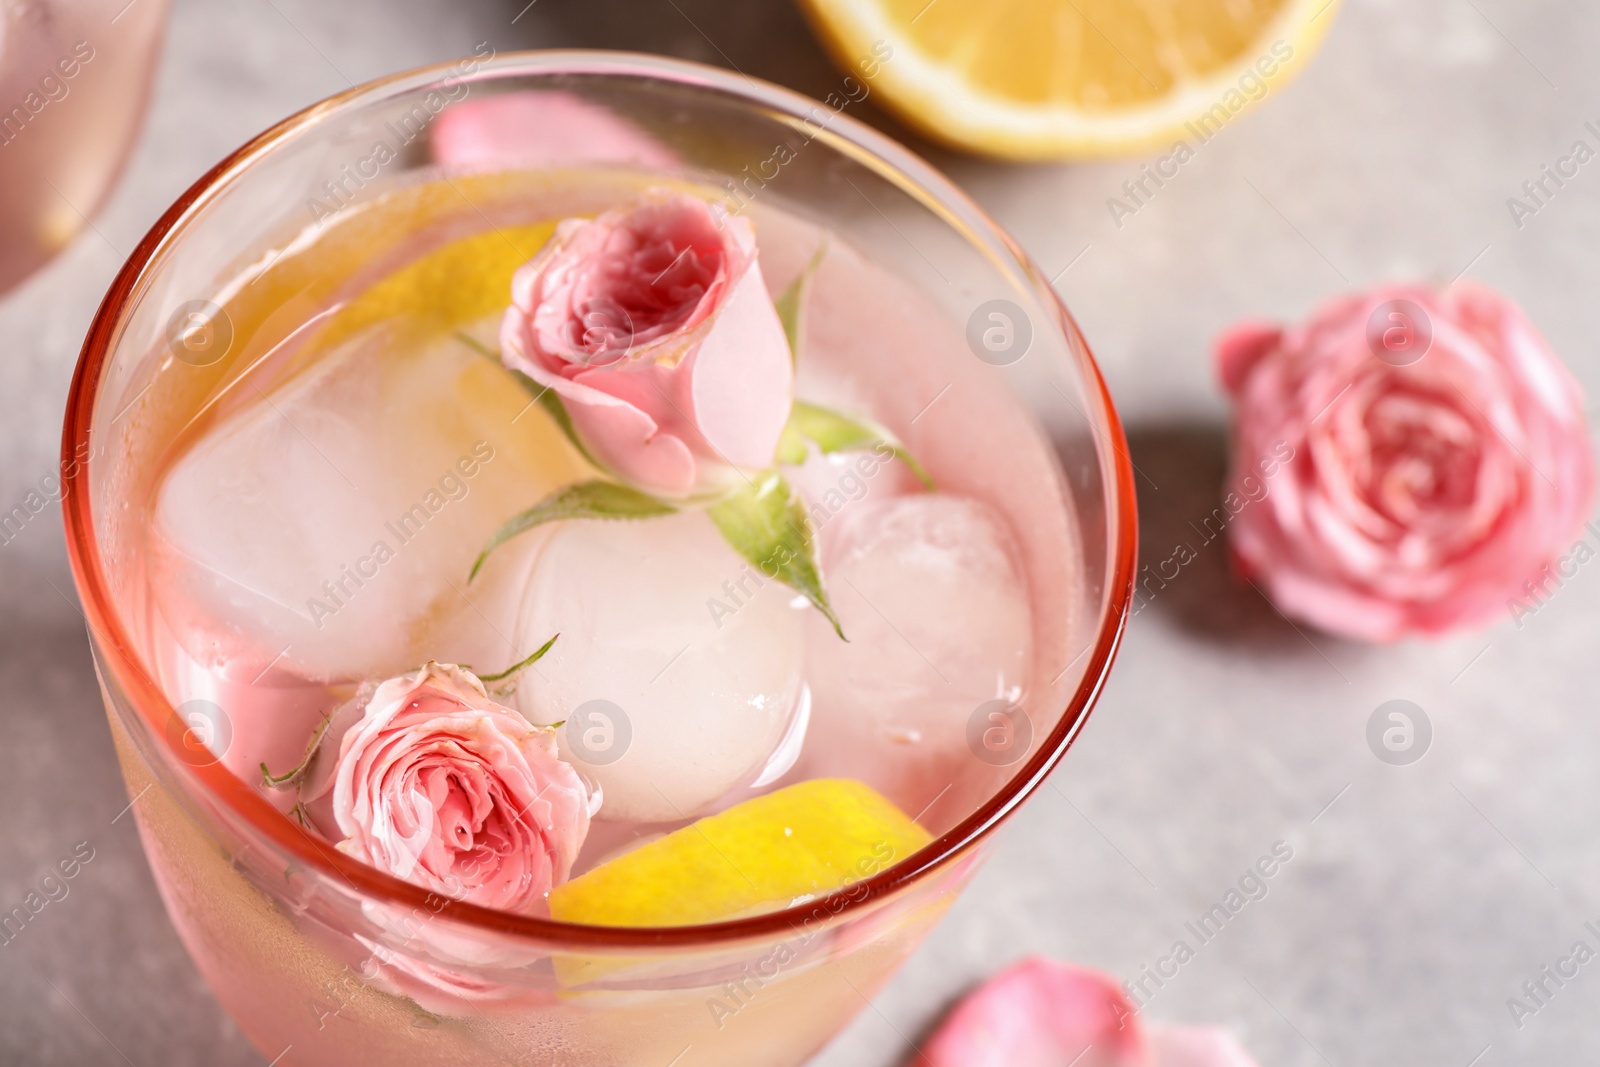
(0, 0), (169, 295)
(61, 50), (1137, 1067)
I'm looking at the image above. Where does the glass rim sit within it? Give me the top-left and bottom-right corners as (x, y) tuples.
(60, 49), (1139, 951)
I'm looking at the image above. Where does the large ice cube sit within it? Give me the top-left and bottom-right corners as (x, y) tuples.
(797, 494), (1034, 815)
(510, 510), (807, 824)
(150, 322), (585, 686)
(786, 444), (918, 547)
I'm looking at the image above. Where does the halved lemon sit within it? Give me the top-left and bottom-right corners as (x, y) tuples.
(798, 0), (1340, 159)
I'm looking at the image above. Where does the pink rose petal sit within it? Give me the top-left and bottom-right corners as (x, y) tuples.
(683, 263), (794, 469)
(923, 958), (1263, 1067)
(561, 369), (700, 493)
(1148, 1027), (1261, 1067)
(431, 90), (678, 170)
(921, 957), (1145, 1067)
(1215, 321), (1282, 396)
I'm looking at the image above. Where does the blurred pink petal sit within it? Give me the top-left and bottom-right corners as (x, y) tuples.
(1215, 320), (1282, 396)
(431, 90), (678, 169)
(1149, 1027), (1261, 1067)
(921, 957), (1145, 1067)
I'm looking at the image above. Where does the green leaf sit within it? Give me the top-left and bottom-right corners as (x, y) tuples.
(777, 400), (935, 490)
(773, 242), (828, 366)
(707, 470), (844, 639)
(471, 481), (676, 581)
(476, 632), (559, 683)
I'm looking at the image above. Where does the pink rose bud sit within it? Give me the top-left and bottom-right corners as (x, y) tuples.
(922, 956), (1260, 1067)
(1218, 282), (1595, 641)
(330, 664), (590, 913)
(500, 189), (794, 498)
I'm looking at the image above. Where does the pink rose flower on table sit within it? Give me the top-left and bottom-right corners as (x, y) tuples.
(1216, 282), (1595, 641)
(923, 956), (1261, 1067)
(500, 188), (794, 498)
(329, 662), (590, 913)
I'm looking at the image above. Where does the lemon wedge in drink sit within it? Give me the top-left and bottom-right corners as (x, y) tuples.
(549, 779), (932, 929)
(312, 221), (557, 352)
(798, 0), (1339, 159)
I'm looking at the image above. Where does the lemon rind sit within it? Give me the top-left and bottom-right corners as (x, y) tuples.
(801, 0), (1340, 160)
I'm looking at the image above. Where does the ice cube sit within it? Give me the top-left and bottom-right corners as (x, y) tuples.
(796, 494), (1033, 816)
(150, 322), (585, 686)
(509, 510), (807, 824)
(786, 444), (918, 547)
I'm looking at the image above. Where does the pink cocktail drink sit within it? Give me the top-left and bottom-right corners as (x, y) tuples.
(63, 54), (1135, 1067)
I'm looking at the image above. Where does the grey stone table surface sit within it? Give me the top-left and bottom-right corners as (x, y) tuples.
(2, 0), (1597, 1063)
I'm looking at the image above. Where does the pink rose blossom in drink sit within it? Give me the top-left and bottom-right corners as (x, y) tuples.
(500, 190), (793, 497)
(1217, 282), (1595, 641)
(330, 663), (590, 913)
(355, 921), (551, 1015)
(431, 90), (678, 170)
(923, 956), (1260, 1067)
